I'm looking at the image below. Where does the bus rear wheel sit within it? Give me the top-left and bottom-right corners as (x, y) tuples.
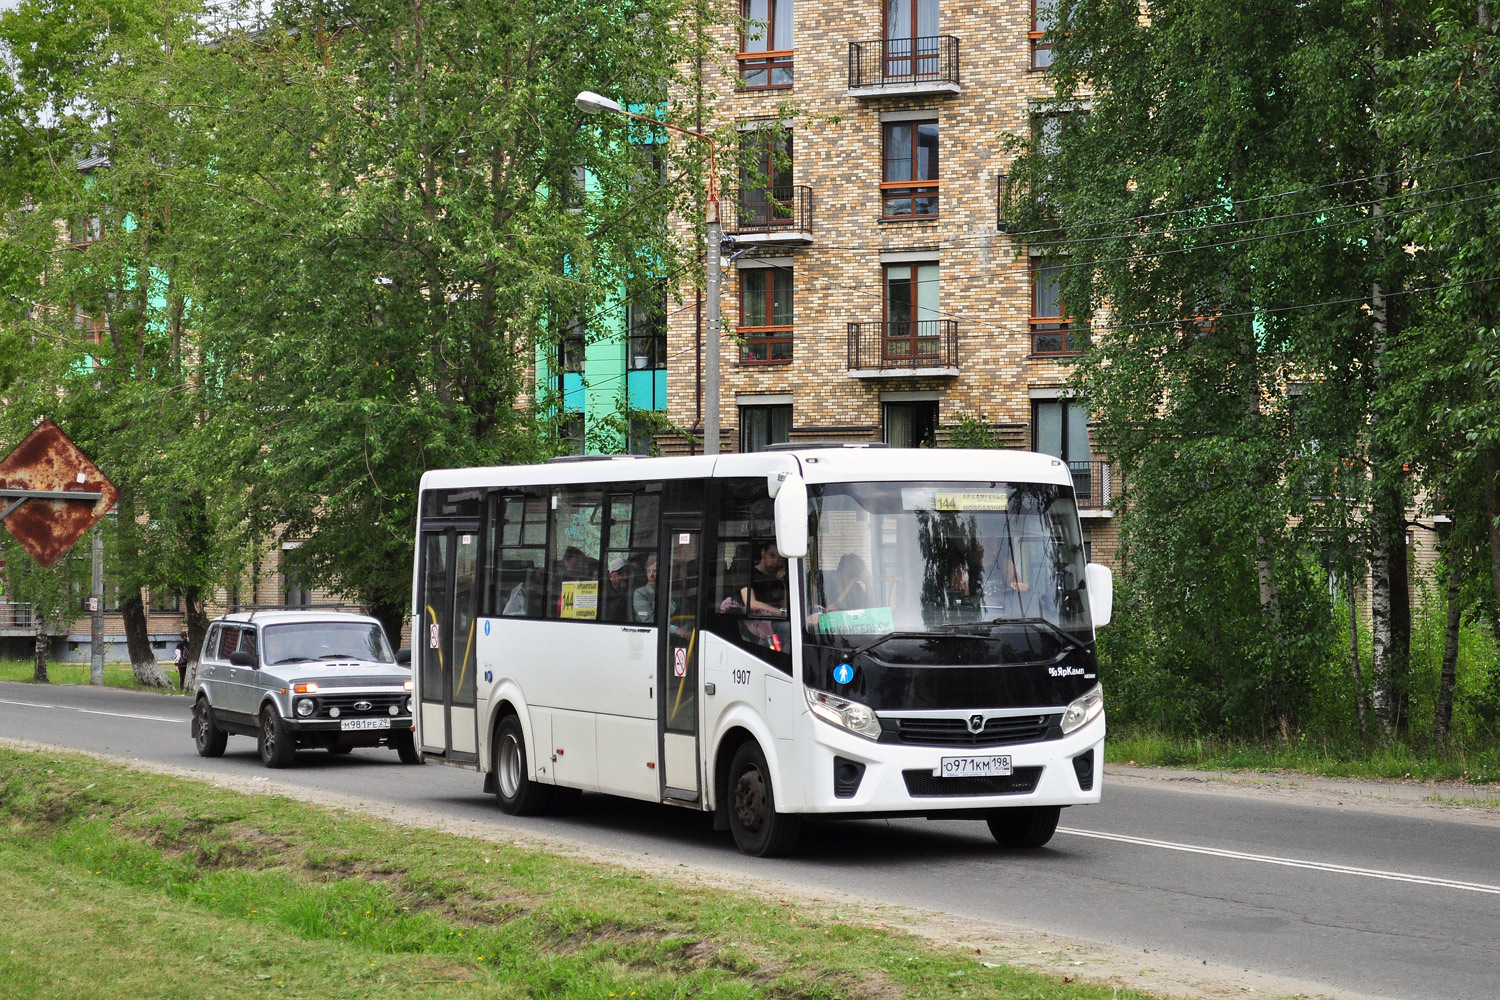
(986, 805), (1061, 848)
(492, 715), (553, 815)
(727, 742), (801, 857)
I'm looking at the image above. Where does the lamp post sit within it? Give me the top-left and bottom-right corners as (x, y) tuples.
(575, 91), (722, 455)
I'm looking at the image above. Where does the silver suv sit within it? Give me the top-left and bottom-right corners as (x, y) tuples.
(190, 609), (418, 767)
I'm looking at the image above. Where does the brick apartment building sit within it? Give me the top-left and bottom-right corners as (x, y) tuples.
(659, 0), (1119, 563)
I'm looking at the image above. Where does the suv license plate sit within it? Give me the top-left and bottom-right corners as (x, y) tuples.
(937, 755), (1013, 777)
(340, 718), (389, 732)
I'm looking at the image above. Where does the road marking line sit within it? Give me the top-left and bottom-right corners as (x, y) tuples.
(0, 698), (180, 725)
(1058, 826), (1500, 894)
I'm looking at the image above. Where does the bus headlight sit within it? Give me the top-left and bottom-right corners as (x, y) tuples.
(1060, 684), (1104, 735)
(806, 689), (883, 740)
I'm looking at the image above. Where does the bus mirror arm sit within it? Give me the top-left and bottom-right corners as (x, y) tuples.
(773, 474), (809, 559)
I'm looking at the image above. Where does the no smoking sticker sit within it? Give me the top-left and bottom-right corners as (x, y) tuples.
(673, 647), (687, 677)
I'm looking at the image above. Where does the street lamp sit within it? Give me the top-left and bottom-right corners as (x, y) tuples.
(575, 90), (723, 455)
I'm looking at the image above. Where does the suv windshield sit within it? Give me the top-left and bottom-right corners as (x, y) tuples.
(803, 481), (1092, 647)
(261, 622), (395, 666)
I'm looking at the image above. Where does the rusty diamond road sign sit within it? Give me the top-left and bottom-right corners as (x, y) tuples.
(0, 419), (119, 568)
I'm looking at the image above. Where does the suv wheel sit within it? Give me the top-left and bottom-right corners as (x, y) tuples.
(258, 707), (297, 768)
(393, 730), (422, 765)
(193, 698), (227, 757)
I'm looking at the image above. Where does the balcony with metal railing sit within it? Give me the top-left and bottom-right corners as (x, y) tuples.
(722, 185), (813, 245)
(847, 319), (959, 377)
(0, 601), (36, 635)
(848, 36), (961, 97)
(1069, 460), (1117, 513)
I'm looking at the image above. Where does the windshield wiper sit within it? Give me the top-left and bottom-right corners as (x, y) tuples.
(318, 653), (364, 660)
(984, 616), (1086, 652)
(272, 656), (315, 664)
(845, 631), (939, 660)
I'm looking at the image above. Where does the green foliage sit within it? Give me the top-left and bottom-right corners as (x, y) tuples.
(944, 411), (1004, 450)
(1010, 0), (1500, 742)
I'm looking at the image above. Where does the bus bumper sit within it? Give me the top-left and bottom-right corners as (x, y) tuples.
(788, 711), (1105, 815)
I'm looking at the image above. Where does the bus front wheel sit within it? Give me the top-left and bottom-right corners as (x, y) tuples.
(986, 805), (1061, 848)
(492, 715), (553, 815)
(726, 741), (801, 857)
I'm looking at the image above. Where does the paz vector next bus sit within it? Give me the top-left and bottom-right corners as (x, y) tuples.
(409, 445), (1111, 856)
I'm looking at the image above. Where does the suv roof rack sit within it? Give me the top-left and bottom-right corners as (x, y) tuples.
(764, 441), (888, 451)
(227, 603), (371, 620)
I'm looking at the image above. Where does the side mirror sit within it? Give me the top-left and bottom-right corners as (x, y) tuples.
(1085, 563), (1113, 629)
(396, 648), (411, 667)
(773, 474), (808, 559)
(229, 650), (258, 668)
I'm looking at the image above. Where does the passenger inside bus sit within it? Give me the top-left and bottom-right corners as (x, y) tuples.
(632, 554), (658, 623)
(602, 557), (634, 622)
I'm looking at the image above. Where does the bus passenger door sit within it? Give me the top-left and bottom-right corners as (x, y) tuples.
(418, 528), (479, 763)
(659, 523), (701, 802)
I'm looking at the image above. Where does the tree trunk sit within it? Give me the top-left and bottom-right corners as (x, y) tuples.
(183, 583), (211, 690)
(1348, 569), (1368, 732)
(1369, 482), (1409, 737)
(119, 591), (171, 688)
(371, 598), (407, 660)
(32, 623), (50, 684)
(1434, 552), (1462, 743)
(1486, 450), (1500, 636)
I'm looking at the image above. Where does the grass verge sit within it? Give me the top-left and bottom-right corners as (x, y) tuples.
(0, 746), (1163, 1000)
(1106, 728), (1500, 785)
(0, 659), (174, 691)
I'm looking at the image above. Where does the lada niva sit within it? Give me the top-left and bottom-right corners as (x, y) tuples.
(190, 609), (417, 767)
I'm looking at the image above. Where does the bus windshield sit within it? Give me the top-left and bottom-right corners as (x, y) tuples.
(803, 481), (1091, 646)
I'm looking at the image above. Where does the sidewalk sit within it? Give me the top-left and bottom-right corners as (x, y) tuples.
(1105, 762), (1500, 824)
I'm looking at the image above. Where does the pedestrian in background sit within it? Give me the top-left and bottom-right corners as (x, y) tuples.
(173, 631), (189, 690)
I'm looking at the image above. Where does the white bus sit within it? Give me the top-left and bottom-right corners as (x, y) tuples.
(409, 445), (1111, 856)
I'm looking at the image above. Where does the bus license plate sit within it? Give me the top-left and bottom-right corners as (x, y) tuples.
(340, 718), (389, 732)
(938, 755), (1012, 777)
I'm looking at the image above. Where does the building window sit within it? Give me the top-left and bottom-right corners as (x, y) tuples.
(883, 262), (940, 360)
(739, 268), (793, 363)
(884, 400), (938, 447)
(283, 566), (311, 609)
(884, 0), (940, 80)
(739, 0), (793, 89)
(739, 128), (795, 228)
(627, 414), (658, 456)
(149, 588), (181, 613)
(882, 121), (939, 218)
(627, 284), (667, 370)
(1030, 0), (1057, 70)
(741, 404), (791, 452)
(558, 412), (585, 455)
(1033, 398), (1088, 462)
(1030, 257), (1081, 354)
(559, 319), (586, 375)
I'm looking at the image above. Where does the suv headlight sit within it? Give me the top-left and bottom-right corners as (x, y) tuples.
(1060, 683), (1104, 735)
(806, 689), (882, 740)
(295, 698), (315, 718)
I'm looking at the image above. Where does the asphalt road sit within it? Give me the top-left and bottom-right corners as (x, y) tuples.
(3, 681), (1497, 1000)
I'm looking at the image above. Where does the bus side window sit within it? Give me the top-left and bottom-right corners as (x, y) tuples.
(547, 488), (604, 620)
(489, 495), (547, 618)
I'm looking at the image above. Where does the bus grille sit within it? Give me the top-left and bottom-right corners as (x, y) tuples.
(881, 714), (1058, 747)
(902, 766), (1043, 797)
